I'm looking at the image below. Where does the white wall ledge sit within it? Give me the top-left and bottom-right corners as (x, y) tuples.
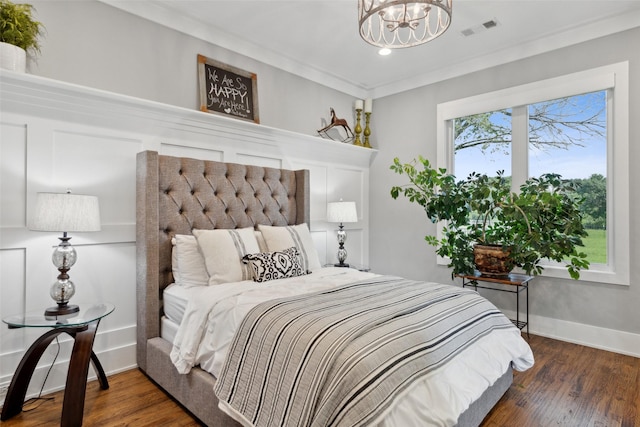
(0, 70), (377, 169)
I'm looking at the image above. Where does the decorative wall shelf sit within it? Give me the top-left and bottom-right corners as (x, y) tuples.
(0, 70), (377, 169)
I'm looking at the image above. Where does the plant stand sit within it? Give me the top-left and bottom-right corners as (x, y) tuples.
(456, 272), (533, 338)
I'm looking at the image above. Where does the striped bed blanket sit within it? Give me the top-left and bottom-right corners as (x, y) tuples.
(214, 276), (517, 427)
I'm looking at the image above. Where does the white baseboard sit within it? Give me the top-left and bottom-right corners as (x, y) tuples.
(502, 309), (640, 358)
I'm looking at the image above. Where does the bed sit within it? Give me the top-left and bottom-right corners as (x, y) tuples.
(136, 150), (533, 427)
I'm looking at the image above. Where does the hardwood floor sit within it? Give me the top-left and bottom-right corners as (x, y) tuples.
(0, 368), (205, 427)
(1, 335), (638, 426)
(482, 335), (640, 427)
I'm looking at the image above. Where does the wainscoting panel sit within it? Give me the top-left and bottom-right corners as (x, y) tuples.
(50, 129), (143, 224)
(235, 152), (283, 169)
(160, 142), (225, 162)
(290, 161), (329, 223)
(0, 121), (27, 228)
(327, 167), (366, 217)
(311, 230), (329, 267)
(0, 249), (27, 354)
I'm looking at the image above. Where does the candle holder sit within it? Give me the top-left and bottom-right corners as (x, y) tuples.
(354, 108), (363, 146)
(364, 112), (372, 148)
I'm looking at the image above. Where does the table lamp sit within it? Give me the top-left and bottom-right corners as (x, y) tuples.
(326, 200), (358, 267)
(29, 191), (101, 316)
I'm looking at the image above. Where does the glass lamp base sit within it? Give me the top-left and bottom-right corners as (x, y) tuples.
(44, 303), (79, 317)
(334, 262), (350, 268)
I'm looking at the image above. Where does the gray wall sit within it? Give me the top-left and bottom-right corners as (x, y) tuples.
(28, 0), (354, 136)
(369, 27), (640, 335)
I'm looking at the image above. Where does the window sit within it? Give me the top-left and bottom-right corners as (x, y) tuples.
(437, 62), (629, 285)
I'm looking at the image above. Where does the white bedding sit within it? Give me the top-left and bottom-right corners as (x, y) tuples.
(161, 316), (179, 343)
(169, 268), (534, 427)
(163, 283), (190, 324)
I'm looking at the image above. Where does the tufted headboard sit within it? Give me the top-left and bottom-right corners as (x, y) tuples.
(136, 150), (310, 370)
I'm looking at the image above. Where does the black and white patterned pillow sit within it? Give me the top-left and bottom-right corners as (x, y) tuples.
(242, 247), (307, 283)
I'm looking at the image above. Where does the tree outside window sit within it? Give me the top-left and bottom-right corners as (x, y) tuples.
(453, 91), (607, 265)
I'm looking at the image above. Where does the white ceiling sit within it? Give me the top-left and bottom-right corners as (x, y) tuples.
(102, 0), (640, 98)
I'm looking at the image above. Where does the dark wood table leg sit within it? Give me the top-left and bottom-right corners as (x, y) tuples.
(0, 325), (87, 421)
(60, 320), (100, 427)
(91, 350), (109, 390)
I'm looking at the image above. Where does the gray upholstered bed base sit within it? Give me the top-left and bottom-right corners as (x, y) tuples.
(136, 150), (510, 427)
(457, 368), (512, 426)
(145, 338), (236, 426)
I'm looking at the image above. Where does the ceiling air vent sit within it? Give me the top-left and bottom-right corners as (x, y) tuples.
(483, 19), (498, 29)
(461, 19), (499, 37)
(461, 28), (475, 37)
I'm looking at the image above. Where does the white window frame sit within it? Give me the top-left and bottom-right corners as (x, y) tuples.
(436, 62), (629, 286)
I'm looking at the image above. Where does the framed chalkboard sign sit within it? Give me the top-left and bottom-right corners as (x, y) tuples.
(198, 54), (259, 124)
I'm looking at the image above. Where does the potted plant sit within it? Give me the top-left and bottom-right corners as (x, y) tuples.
(390, 156), (590, 279)
(0, 0), (43, 72)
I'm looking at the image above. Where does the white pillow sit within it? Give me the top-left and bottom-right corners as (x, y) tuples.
(258, 223), (321, 272)
(255, 230), (268, 253)
(171, 240), (181, 284)
(171, 234), (209, 287)
(192, 227), (260, 285)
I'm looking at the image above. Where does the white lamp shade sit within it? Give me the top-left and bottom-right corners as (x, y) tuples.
(29, 193), (101, 232)
(327, 201), (358, 223)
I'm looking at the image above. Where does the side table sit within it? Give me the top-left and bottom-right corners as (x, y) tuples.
(1, 302), (115, 426)
(324, 263), (371, 272)
(456, 272), (533, 337)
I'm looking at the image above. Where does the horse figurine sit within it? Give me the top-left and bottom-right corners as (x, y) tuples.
(317, 108), (354, 142)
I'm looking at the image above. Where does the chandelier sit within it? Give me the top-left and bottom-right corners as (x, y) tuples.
(358, 0), (453, 48)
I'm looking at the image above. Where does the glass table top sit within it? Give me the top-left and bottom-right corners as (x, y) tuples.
(2, 303), (115, 328)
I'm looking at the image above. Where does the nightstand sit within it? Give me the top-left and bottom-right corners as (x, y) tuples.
(1, 303), (115, 426)
(324, 263), (370, 272)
